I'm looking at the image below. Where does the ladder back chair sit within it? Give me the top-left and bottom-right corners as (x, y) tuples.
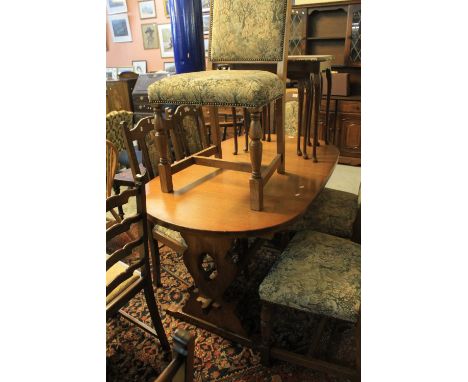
(259, 230), (361, 381)
(122, 116), (189, 287)
(106, 175), (170, 353)
(147, 0), (293, 211)
(106, 140), (121, 223)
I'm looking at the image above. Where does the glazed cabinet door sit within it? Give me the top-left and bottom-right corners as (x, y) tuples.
(337, 114), (360, 157)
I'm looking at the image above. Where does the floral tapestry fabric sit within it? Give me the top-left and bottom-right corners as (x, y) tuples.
(259, 230), (361, 323)
(210, 0), (288, 62)
(285, 99), (299, 137)
(291, 188), (359, 239)
(154, 225), (187, 250)
(106, 111), (133, 153)
(148, 70), (284, 108)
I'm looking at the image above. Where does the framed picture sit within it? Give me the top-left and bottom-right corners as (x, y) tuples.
(163, 0), (170, 18)
(132, 60), (147, 74)
(157, 24), (174, 58)
(141, 23), (159, 49)
(106, 67), (118, 80)
(117, 67), (134, 75)
(201, 0), (210, 13)
(202, 14), (210, 35)
(109, 14), (132, 43)
(106, 0), (127, 15)
(138, 0), (156, 19)
(164, 62), (175, 72)
(204, 39), (209, 57)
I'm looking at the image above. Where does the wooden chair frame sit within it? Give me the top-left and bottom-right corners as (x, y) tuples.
(151, 0), (293, 211)
(260, 302), (360, 381)
(106, 176), (170, 353)
(154, 329), (195, 382)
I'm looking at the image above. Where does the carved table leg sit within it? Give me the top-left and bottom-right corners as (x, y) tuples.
(325, 68), (332, 145)
(248, 107), (263, 211)
(154, 105), (173, 192)
(312, 72), (321, 163)
(303, 76), (312, 160)
(179, 233), (246, 336)
(297, 80), (305, 156)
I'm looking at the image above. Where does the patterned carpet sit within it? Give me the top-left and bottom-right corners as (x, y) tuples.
(106, 232), (356, 382)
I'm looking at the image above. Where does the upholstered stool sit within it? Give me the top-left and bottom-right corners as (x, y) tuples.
(291, 187), (359, 239)
(259, 230), (360, 380)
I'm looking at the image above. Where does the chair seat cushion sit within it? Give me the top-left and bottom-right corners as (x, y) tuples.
(259, 230), (360, 322)
(106, 258), (140, 304)
(291, 188), (359, 239)
(154, 225), (187, 249)
(148, 70), (284, 108)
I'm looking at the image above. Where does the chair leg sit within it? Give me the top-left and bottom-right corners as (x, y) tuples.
(243, 108), (250, 152)
(248, 107), (263, 211)
(142, 277), (171, 352)
(260, 303), (273, 366)
(355, 317), (361, 382)
(232, 107), (238, 155)
(149, 228), (162, 288)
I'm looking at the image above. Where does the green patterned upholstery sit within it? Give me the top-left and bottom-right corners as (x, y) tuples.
(210, 0), (288, 62)
(154, 225), (187, 249)
(291, 188), (359, 239)
(285, 99), (298, 137)
(182, 115), (203, 154)
(106, 111), (133, 152)
(148, 70), (284, 108)
(259, 230), (360, 322)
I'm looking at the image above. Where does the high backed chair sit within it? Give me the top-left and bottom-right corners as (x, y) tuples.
(259, 230), (361, 381)
(147, 0), (292, 211)
(122, 116), (188, 287)
(106, 175), (170, 354)
(106, 140), (121, 223)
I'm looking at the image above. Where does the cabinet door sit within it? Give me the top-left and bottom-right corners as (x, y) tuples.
(338, 114), (360, 157)
(289, 8), (307, 55)
(318, 112), (335, 142)
(345, 4), (361, 66)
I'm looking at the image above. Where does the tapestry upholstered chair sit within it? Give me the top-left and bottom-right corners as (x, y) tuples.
(259, 230), (361, 381)
(290, 187), (361, 241)
(147, 0), (293, 211)
(106, 175), (170, 354)
(122, 116), (190, 288)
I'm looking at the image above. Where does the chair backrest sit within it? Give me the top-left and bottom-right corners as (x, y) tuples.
(106, 110), (134, 153)
(209, 0), (291, 65)
(167, 105), (209, 161)
(122, 116), (162, 182)
(119, 71), (138, 80)
(106, 175), (149, 298)
(106, 140), (118, 198)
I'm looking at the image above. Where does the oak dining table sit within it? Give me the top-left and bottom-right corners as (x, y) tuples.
(145, 135), (340, 346)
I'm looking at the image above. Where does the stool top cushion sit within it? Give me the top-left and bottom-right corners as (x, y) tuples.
(148, 70), (284, 108)
(259, 230), (360, 322)
(291, 188), (359, 239)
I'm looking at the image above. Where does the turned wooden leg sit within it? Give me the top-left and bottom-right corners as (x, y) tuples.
(248, 107), (263, 211)
(232, 107), (238, 155)
(154, 105), (173, 192)
(261, 107), (267, 141)
(260, 303), (273, 366)
(312, 72), (321, 163)
(297, 80), (305, 156)
(209, 106), (222, 159)
(142, 277), (171, 352)
(275, 97), (285, 174)
(303, 77), (312, 160)
(267, 103), (272, 142)
(243, 108), (249, 152)
(148, 225), (162, 288)
(325, 68), (332, 145)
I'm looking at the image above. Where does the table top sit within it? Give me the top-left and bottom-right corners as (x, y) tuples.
(146, 136), (339, 237)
